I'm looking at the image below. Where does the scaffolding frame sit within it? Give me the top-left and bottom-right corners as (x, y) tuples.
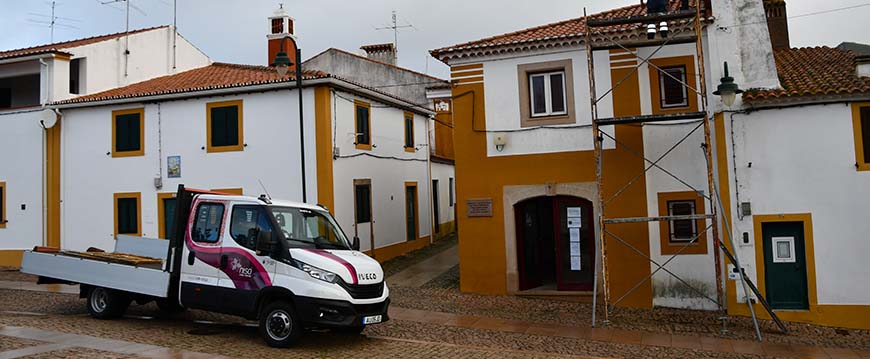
(582, 3), (784, 341)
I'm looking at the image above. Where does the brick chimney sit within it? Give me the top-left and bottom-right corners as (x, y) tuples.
(360, 43), (397, 65)
(763, 0), (790, 50)
(267, 4), (299, 69)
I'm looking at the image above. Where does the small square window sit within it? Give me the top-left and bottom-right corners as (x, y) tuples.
(660, 66), (688, 108)
(772, 237), (796, 263)
(112, 108), (144, 157)
(114, 193), (141, 237)
(668, 200), (697, 243)
(207, 100), (244, 153)
(529, 71), (568, 117)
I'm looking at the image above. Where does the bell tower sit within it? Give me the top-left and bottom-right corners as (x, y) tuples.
(267, 4), (298, 68)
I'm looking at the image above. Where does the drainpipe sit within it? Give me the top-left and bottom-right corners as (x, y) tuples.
(426, 115), (435, 245)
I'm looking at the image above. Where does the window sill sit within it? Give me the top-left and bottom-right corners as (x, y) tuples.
(856, 163), (870, 171)
(521, 114), (575, 128)
(356, 144), (373, 151)
(404, 147), (416, 153)
(112, 150), (145, 158)
(207, 145), (244, 153)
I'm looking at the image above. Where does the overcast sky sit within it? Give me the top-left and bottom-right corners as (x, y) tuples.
(1, 0), (868, 79)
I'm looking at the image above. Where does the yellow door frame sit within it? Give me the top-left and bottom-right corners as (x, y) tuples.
(157, 192), (177, 240)
(405, 181), (419, 241)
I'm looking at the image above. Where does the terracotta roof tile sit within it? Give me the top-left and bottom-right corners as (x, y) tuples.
(0, 26), (168, 60)
(431, 0), (702, 61)
(744, 47), (870, 102)
(55, 63), (330, 104)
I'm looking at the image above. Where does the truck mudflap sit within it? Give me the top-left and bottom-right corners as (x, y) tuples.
(294, 296), (390, 328)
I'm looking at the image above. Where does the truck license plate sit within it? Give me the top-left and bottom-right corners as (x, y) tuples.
(362, 315), (382, 325)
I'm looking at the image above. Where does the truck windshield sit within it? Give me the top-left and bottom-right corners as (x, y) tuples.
(270, 207), (351, 250)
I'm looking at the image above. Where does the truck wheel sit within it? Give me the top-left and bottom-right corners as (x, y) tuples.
(156, 299), (186, 315)
(87, 287), (130, 319)
(259, 301), (302, 348)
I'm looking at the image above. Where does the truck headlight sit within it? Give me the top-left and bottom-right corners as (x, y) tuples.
(300, 263), (339, 283)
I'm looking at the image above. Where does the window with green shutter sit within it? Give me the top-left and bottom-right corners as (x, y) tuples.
(0, 182), (6, 229)
(354, 180), (371, 224)
(112, 108), (144, 157)
(207, 100), (244, 152)
(114, 193), (140, 237)
(861, 107), (870, 164)
(355, 101), (371, 150)
(404, 113), (414, 150)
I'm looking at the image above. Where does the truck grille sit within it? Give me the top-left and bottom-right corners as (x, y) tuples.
(338, 280), (384, 299)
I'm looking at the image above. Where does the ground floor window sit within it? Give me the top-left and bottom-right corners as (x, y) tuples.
(0, 181), (6, 229)
(657, 191), (707, 255)
(354, 179), (372, 224)
(114, 192), (141, 238)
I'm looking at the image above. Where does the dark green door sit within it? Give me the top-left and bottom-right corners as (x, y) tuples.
(405, 185), (417, 241)
(762, 221), (809, 310)
(163, 197), (177, 240)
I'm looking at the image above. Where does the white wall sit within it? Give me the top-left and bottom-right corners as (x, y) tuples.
(726, 104), (870, 305)
(431, 161), (456, 228)
(0, 109), (49, 250)
(59, 89), (317, 251)
(330, 89), (433, 252)
(481, 48), (616, 157)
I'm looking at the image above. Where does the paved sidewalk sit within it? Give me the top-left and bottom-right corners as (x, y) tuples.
(387, 244), (458, 287)
(389, 307), (870, 358)
(0, 325), (230, 359)
(0, 280), (77, 295)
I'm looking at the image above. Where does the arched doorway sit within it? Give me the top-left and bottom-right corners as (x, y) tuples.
(515, 196), (595, 291)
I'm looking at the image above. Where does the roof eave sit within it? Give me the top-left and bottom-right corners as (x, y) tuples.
(744, 93), (870, 109)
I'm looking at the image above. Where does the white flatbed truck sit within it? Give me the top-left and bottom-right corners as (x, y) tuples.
(21, 185), (390, 347)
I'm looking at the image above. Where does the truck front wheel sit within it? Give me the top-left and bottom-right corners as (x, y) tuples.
(87, 287), (130, 319)
(259, 301), (302, 348)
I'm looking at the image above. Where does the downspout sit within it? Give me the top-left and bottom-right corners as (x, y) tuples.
(296, 48), (307, 203)
(38, 58), (50, 247)
(426, 115), (435, 245)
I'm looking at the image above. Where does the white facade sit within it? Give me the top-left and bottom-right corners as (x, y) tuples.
(430, 161), (457, 237)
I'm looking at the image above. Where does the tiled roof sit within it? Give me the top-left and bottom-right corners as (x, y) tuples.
(54, 63), (330, 104)
(744, 47), (870, 103)
(307, 47), (447, 83)
(0, 26), (167, 60)
(431, 0), (703, 61)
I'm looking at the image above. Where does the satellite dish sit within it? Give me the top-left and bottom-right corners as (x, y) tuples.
(41, 109), (58, 129)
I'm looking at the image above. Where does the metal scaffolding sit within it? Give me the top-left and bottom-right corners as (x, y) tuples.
(582, 2), (785, 341)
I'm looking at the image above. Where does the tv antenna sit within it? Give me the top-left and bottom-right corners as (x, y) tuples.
(98, 0), (148, 78)
(375, 10), (415, 64)
(28, 1), (81, 42)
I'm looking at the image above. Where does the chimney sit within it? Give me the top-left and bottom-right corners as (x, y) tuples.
(858, 56), (870, 78)
(267, 4), (299, 69)
(360, 43), (397, 65)
(763, 0), (790, 50)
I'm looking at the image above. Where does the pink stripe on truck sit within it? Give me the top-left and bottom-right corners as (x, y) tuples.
(303, 249), (358, 285)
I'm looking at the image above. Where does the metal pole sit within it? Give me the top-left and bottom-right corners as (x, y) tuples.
(296, 47), (307, 203)
(426, 116), (435, 245)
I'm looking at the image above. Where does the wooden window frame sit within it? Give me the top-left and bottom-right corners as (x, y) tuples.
(111, 108), (145, 158)
(648, 56), (698, 115)
(0, 181), (6, 229)
(405, 181), (420, 241)
(206, 100), (244, 153)
(114, 192), (142, 238)
(851, 102), (870, 171)
(404, 112), (415, 153)
(212, 188), (244, 195)
(157, 192), (176, 240)
(529, 71), (569, 117)
(355, 100), (372, 151)
(353, 179), (372, 225)
(517, 59), (576, 127)
(657, 191), (707, 255)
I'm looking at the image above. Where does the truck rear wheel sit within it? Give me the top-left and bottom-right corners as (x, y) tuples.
(259, 301), (302, 348)
(87, 287), (130, 319)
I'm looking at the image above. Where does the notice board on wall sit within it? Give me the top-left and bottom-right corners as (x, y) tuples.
(466, 199), (493, 217)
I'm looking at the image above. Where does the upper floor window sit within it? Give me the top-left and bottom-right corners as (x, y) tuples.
(657, 191), (707, 255)
(659, 66), (689, 108)
(517, 60), (576, 127)
(207, 100), (244, 153)
(192, 202), (225, 243)
(852, 103), (870, 171)
(114, 192), (141, 238)
(404, 112), (415, 152)
(355, 100), (372, 150)
(0, 88), (10, 109)
(530, 71), (568, 117)
(112, 108), (144, 157)
(70, 58), (85, 95)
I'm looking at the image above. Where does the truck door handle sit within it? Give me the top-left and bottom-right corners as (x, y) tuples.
(187, 252), (195, 266)
(220, 255), (228, 269)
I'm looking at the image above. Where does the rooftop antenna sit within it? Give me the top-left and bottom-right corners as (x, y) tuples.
(28, 1), (81, 42)
(99, 0), (148, 78)
(258, 179), (272, 200)
(375, 10), (414, 64)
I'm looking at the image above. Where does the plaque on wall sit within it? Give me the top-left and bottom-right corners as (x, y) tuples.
(466, 198), (493, 217)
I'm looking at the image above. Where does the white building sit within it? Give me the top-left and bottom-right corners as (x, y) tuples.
(0, 26), (210, 266)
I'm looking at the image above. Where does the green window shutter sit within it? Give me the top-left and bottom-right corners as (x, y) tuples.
(405, 116), (414, 148)
(0, 185), (4, 223)
(211, 106), (239, 147)
(355, 184), (371, 224)
(117, 197), (138, 235)
(356, 105), (370, 145)
(861, 107), (870, 163)
(115, 113), (141, 152)
(163, 198), (177, 240)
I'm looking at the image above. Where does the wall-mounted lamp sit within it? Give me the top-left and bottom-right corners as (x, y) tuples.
(494, 133), (507, 152)
(713, 62), (744, 107)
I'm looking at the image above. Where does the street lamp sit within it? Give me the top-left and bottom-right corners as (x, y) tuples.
(273, 36), (308, 203)
(713, 62), (744, 107)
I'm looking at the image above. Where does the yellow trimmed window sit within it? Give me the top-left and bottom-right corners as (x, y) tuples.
(658, 191), (707, 255)
(0, 181), (6, 229)
(852, 103), (870, 171)
(355, 100), (372, 150)
(114, 192), (141, 238)
(207, 100), (244, 153)
(112, 108), (145, 157)
(404, 112), (415, 152)
(649, 56), (698, 115)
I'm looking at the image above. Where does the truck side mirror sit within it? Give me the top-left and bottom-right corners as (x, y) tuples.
(352, 236), (360, 251)
(256, 230), (275, 254)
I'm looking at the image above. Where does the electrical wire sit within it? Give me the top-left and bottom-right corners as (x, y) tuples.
(333, 90), (455, 129)
(717, 3), (870, 30)
(335, 152), (428, 163)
